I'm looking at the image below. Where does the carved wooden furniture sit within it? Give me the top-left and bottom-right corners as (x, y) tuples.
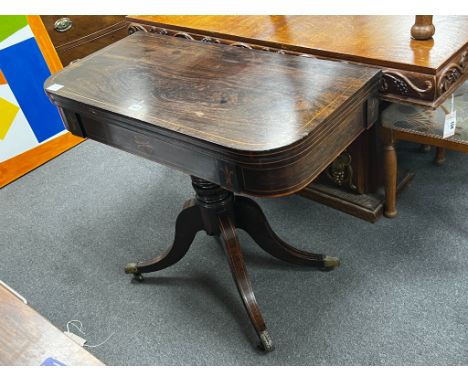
(0, 283), (104, 365)
(44, 32), (380, 350)
(411, 16), (435, 40)
(41, 16), (128, 66)
(125, 16), (468, 222)
(127, 16), (467, 108)
(381, 81), (468, 217)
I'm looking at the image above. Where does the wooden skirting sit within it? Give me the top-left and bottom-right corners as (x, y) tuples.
(0, 132), (84, 188)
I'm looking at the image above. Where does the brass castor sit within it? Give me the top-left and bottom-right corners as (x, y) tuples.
(125, 263), (144, 282)
(259, 330), (274, 352)
(319, 256), (341, 272)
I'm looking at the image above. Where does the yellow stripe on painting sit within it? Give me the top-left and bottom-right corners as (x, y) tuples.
(26, 16), (63, 74)
(0, 69), (6, 85)
(0, 97), (20, 140)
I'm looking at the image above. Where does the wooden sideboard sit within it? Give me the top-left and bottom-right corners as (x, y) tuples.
(41, 16), (129, 66)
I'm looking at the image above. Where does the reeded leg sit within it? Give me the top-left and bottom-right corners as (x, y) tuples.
(218, 214), (274, 352)
(234, 196), (340, 270)
(125, 199), (203, 279)
(434, 147), (446, 166)
(382, 128), (398, 218)
(125, 175), (338, 351)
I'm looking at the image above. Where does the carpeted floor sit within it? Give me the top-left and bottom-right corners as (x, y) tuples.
(1, 139), (467, 365)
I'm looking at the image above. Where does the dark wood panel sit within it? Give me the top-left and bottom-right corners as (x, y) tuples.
(56, 25), (129, 66)
(46, 32), (379, 152)
(41, 15), (125, 48)
(41, 16), (129, 66)
(300, 169), (415, 222)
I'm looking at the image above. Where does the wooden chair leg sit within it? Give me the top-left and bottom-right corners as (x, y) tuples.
(382, 129), (398, 218)
(218, 213), (274, 352)
(434, 147), (446, 166)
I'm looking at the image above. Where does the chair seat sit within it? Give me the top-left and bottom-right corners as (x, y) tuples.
(381, 81), (468, 150)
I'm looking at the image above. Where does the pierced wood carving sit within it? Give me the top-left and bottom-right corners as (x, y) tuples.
(128, 23), (153, 34)
(380, 70), (433, 97)
(437, 50), (467, 96)
(127, 23), (317, 58)
(173, 31), (195, 40)
(325, 152), (357, 192)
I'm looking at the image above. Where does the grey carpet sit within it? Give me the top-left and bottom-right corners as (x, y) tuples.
(1, 139), (467, 365)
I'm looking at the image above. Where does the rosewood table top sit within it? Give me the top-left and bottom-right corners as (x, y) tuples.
(45, 32), (380, 196)
(127, 15), (468, 108)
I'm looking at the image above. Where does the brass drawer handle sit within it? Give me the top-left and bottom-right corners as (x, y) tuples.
(54, 17), (73, 32)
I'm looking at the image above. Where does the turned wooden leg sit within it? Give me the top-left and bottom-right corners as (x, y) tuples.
(218, 213), (274, 352)
(124, 199), (203, 280)
(434, 147), (446, 166)
(411, 15), (435, 40)
(234, 196), (340, 270)
(382, 129), (398, 218)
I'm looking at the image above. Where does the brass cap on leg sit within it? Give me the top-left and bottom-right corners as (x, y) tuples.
(259, 330), (274, 352)
(125, 262), (138, 274)
(322, 256), (341, 270)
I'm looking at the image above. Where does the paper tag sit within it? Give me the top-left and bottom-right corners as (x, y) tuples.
(128, 103), (143, 111)
(443, 111), (457, 138)
(46, 83), (64, 92)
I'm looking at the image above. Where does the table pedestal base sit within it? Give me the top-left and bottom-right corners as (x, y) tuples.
(124, 176), (340, 351)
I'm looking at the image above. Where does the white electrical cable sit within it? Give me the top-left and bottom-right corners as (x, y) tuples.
(84, 332), (115, 348)
(65, 319), (115, 348)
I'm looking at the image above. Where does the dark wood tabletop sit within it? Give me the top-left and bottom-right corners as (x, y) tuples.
(127, 16), (468, 108)
(45, 32), (380, 196)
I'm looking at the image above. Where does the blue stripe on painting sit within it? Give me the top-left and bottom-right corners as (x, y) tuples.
(0, 37), (64, 143)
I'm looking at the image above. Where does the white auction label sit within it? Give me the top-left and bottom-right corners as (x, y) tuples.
(443, 111), (457, 138)
(128, 103), (143, 111)
(46, 83), (64, 91)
